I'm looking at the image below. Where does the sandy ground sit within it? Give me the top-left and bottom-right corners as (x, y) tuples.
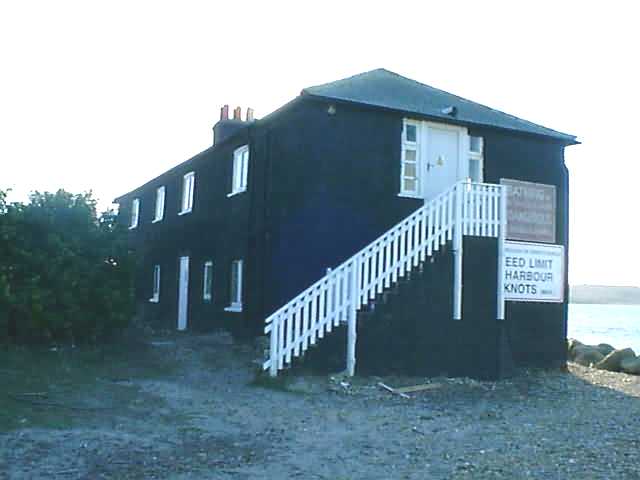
(2, 333), (640, 479)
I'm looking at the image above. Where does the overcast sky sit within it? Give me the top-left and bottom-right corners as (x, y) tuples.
(1, 1), (638, 287)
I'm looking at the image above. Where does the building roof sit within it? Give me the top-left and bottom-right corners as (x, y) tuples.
(302, 68), (577, 143)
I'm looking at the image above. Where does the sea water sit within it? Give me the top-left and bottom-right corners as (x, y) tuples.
(568, 304), (640, 352)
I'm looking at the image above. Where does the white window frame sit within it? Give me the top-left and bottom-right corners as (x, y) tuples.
(399, 119), (421, 198)
(129, 198), (140, 229)
(203, 260), (213, 302)
(228, 145), (249, 197)
(150, 264), (161, 303)
(153, 186), (166, 223)
(224, 259), (243, 312)
(468, 136), (484, 183)
(179, 172), (195, 215)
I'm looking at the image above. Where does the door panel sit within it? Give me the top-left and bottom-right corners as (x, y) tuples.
(423, 126), (461, 201)
(178, 256), (189, 331)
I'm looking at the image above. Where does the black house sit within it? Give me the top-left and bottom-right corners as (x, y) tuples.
(115, 69), (578, 379)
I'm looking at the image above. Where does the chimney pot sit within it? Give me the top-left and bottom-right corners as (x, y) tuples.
(220, 104), (229, 120)
(233, 106), (242, 120)
(246, 108), (254, 122)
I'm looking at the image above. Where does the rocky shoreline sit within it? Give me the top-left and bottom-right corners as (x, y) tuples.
(568, 338), (640, 374)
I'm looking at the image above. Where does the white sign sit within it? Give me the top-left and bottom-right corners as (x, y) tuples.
(503, 241), (565, 303)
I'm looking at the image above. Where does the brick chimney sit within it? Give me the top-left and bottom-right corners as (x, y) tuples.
(213, 105), (247, 146)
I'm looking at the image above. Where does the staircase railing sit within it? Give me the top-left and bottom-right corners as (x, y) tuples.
(263, 180), (507, 377)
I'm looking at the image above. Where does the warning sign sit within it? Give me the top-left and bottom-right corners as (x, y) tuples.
(503, 241), (565, 303)
(500, 179), (556, 244)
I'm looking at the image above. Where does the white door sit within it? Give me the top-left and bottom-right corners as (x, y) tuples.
(422, 125), (462, 201)
(177, 256), (189, 331)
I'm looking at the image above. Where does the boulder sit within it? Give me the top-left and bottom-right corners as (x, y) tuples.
(596, 343), (615, 356)
(620, 356), (640, 375)
(595, 348), (636, 372)
(573, 345), (605, 367)
(567, 338), (583, 360)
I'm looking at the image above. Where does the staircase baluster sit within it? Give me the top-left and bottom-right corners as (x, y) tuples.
(399, 222), (407, 275)
(307, 291), (316, 345)
(475, 188), (481, 236)
(376, 241), (384, 293)
(383, 235), (392, 289)
(411, 216), (419, 267)
(419, 213), (424, 262)
(447, 190), (454, 241)
(301, 294), (310, 351)
(293, 301), (301, 357)
(278, 309), (286, 370)
(285, 303), (294, 364)
(362, 250), (370, 301)
(318, 280), (326, 339)
(325, 269), (334, 331)
(339, 267), (347, 322)
(481, 187), (487, 235)
(392, 229), (399, 283)
(434, 198), (441, 251)
(427, 202), (434, 256)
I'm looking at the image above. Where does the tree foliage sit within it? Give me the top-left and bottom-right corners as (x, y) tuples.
(0, 189), (135, 344)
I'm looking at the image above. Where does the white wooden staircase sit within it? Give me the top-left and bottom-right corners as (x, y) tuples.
(263, 180), (507, 377)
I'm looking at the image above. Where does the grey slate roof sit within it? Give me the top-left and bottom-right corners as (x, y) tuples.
(302, 69), (577, 143)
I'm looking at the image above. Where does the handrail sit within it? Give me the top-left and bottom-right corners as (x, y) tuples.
(263, 180), (506, 376)
(264, 185), (455, 323)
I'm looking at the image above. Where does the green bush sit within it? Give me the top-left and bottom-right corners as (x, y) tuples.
(0, 189), (135, 344)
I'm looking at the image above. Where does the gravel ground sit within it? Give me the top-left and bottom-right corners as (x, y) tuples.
(2, 332), (640, 479)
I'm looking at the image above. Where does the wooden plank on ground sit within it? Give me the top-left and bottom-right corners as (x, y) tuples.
(378, 382), (410, 399)
(394, 383), (442, 394)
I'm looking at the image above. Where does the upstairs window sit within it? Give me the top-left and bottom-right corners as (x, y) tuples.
(153, 186), (165, 222)
(468, 136), (484, 183)
(150, 264), (161, 302)
(129, 198), (140, 229)
(225, 259), (243, 312)
(229, 145), (249, 196)
(203, 260), (213, 302)
(180, 172), (195, 214)
(400, 120), (420, 197)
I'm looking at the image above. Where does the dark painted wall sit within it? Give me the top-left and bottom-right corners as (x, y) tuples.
(472, 126), (569, 368)
(258, 100), (569, 370)
(257, 98), (422, 328)
(117, 129), (254, 334)
(117, 95), (571, 372)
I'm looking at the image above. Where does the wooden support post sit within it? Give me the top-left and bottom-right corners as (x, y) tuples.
(497, 185), (507, 320)
(347, 258), (359, 376)
(452, 183), (463, 320)
(269, 315), (279, 377)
